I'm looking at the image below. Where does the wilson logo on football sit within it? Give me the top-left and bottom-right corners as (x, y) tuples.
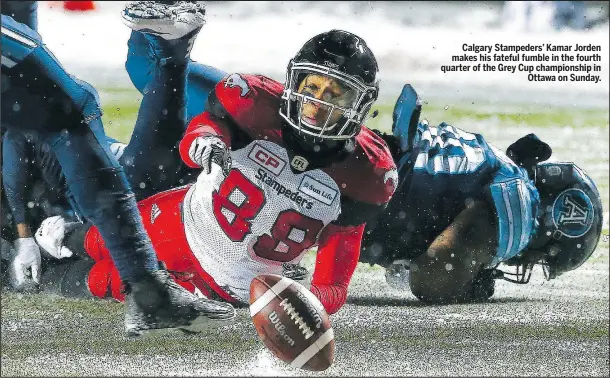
(248, 144), (286, 176)
(268, 310), (296, 347)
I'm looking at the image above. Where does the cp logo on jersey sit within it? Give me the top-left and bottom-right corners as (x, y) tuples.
(224, 73), (250, 97)
(552, 188), (595, 238)
(248, 144), (286, 176)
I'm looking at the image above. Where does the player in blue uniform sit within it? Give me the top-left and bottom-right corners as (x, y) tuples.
(361, 85), (604, 303)
(1, 2), (234, 334)
(1, 0), (52, 290)
(1, 1), (228, 237)
(1, 2), (228, 295)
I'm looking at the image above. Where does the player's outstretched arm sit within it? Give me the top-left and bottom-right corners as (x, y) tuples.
(1, 130), (42, 289)
(310, 223), (366, 315)
(409, 200), (497, 304)
(2, 131), (33, 234)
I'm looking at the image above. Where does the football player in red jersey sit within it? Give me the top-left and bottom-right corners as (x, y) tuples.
(35, 2), (397, 315)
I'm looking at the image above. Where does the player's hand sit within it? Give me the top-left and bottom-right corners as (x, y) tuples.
(9, 237), (42, 292)
(189, 136), (232, 176)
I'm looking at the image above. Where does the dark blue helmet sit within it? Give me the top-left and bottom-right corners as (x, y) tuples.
(526, 162), (603, 279)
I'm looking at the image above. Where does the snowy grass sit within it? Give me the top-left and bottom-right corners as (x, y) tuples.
(1, 87), (607, 377)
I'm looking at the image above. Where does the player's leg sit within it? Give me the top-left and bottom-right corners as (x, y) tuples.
(123, 0), (226, 120)
(2, 14), (157, 280)
(408, 200), (497, 304)
(183, 62), (226, 120)
(39, 217), (242, 307)
(2, 15), (235, 333)
(125, 28), (225, 119)
(120, 31), (192, 198)
(37, 185), (192, 261)
(121, 2), (225, 197)
(37, 186), (221, 303)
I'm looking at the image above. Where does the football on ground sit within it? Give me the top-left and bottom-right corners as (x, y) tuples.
(249, 274), (335, 371)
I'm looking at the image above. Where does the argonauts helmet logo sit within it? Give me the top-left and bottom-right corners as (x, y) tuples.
(552, 188), (595, 238)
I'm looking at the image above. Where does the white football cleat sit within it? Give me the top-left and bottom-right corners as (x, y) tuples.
(35, 216), (77, 260)
(122, 1), (206, 40)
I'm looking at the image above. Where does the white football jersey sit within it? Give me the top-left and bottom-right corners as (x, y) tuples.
(182, 140), (342, 302)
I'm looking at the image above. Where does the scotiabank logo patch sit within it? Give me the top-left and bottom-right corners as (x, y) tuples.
(248, 144), (286, 176)
(299, 175), (338, 206)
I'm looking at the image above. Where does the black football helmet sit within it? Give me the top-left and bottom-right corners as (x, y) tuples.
(500, 161), (603, 283)
(279, 30), (380, 141)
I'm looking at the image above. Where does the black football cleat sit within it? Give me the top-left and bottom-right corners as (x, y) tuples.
(124, 264), (236, 336)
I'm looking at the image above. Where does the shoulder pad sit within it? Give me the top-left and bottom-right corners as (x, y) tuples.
(208, 73), (285, 137)
(327, 127), (397, 206)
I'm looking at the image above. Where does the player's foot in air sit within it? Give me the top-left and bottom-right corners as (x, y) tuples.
(122, 1), (206, 40)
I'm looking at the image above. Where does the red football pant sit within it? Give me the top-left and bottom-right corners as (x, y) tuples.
(82, 185), (238, 303)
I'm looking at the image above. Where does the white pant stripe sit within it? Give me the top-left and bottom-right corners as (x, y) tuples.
(1, 26), (38, 48)
(1, 55), (17, 68)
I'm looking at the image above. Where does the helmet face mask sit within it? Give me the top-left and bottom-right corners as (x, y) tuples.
(281, 61), (378, 140)
(280, 30), (380, 143)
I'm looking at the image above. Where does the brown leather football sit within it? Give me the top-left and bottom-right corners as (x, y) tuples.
(249, 274), (335, 371)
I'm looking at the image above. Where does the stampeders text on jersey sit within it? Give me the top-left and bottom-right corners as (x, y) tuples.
(255, 168), (314, 209)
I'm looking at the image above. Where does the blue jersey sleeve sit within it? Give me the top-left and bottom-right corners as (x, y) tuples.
(2, 130), (32, 225)
(485, 144), (541, 267)
(403, 121), (495, 176)
(373, 121), (541, 265)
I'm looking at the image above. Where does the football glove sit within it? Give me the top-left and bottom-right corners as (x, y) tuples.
(188, 136), (232, 176)
(35, 216), (78, 260)
(9, 237), (41, 292)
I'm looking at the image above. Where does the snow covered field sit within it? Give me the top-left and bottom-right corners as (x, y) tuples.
(34, 1), (609, 106)
(2, 3), (608, 376)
